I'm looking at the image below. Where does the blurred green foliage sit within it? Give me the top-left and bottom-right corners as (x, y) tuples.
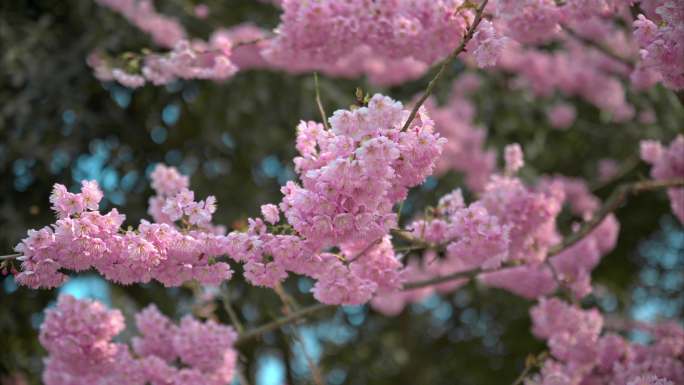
(1, 1), (682, 384)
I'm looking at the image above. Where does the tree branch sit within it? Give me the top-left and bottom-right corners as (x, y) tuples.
(547, 178), (683, 257)
(399, 178), (684, 291)
(221, 284), (245, 334)
(402, 268), (484, 290)
(235, 303), (333, 346)
(400, 0), (489, 131)
(273, 284), (325, 385)
(232, 174), (681, 342)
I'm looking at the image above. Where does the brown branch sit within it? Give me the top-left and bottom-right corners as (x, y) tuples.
(232, 36), (272, 49)
(511, 364), (533, 385)
(235, 303), (333, 346)
(400, 0), (489, 131)
(511, 352), (547, 385)
(402, 268), (484, 290)
(273, 284), (325, 385)
(547, 178), (683, 257)
(221, 284), (245, 334)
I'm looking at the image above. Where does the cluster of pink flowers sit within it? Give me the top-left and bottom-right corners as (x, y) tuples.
(217, 23), (430, 86)
(95, 0), (185, 48)
(40, 295), (237, 385)
(499, 42), (634, 121)
(633, 1), (684, 90)
(467, 20), (509, 68)
(492, 0), (562, 44)
(281, 94), (445, 249)
(481, 175), (619, 299)
(491, 0), (634, 45)
(371, 146), (624, 314)
(224, 94), (444, 304)
(90, 0), (684, 94)
(147, 164), (218, 228)
(525, 298), (683, 385)
(300, 46), (431, 87)
(264, 0), (473, 69)
(640, 135), (684, 223)
(13, 94), (443, 306)
(88, 36), (237, 88)
(13, 166), (233, 289)
(372, 145), (568, 314)
(224, 217), (404, 305)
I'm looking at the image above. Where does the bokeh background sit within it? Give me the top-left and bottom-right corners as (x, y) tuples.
(1, 1), (683, 384)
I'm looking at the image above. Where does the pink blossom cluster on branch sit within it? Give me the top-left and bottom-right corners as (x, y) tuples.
(264, 0), (473, 69)
(216, 23), (430, 86)
(476, 174), (619, 300)
(40, 295), (237, 385)
(95, 0), (185, 48)
(14, 170), (233, 289)
(89, 0), (684, 94)
(13, 95), (444, 306)
(88, 36), (237, 88)
(499, 41), (635, 121)
(284, 94), (444, 248)
(90, 0), (236, 87)
(9, 95), (679, 315)
(526, 298), (683, 385)
(633, 1), (684, 90)
(371, 150), (621, 315)
(225, 94), (445, 304)
(640, 135), (684, 223)
(90, 0), (509, 88)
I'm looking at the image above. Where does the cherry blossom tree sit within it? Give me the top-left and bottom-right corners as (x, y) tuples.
(1, 1), (683, 384)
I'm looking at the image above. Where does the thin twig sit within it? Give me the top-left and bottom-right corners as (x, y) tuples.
(511, 364), (532, 385)
(314, 72), (330, 130)
(403, 268), (483, 290)
(232, 36), (272, 48)
(274, 285), (325, 385)
(0, 253), (20, 261)
(235, 303), (333, 346)
(400, 0), (489, 131)
(221, 285), (245, 334)
(511, 353), (542, 385)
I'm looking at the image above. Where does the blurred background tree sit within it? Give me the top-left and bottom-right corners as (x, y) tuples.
(1, 1), (682, 384)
